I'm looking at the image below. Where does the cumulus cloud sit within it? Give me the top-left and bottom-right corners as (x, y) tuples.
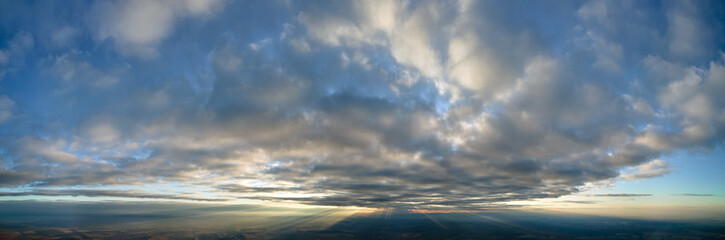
(620, 159), (672, 180)
(89, 0), (222, 57)
(666, 1), (710, 60)
(0, 0), (723, 209)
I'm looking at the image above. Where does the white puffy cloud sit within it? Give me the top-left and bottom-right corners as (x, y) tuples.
(84, 121), (121, 144)
(620, 159), (672, 180)
(640, 54), (725, 151)
(89, 0), (222, 57)
(447, 31), (516, 101)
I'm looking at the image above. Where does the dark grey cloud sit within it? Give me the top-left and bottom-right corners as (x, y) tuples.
(0, 0), (723, 209)
(0, 168), (37, 187)
(0, 189), (230, 202)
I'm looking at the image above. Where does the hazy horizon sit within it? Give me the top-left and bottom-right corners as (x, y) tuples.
(1, 200), (724, 239)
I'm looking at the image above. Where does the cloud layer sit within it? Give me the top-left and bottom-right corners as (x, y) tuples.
(0, 0), (723, 209)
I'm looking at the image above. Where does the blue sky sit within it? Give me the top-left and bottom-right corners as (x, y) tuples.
(0, 0), (724, 219)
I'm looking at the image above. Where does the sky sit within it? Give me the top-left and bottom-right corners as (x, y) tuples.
(0, 0), (724, 220)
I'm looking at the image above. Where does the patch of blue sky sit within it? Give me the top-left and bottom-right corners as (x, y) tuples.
(598, 148), (725, 197)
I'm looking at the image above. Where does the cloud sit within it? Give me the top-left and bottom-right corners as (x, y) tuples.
(409, 209), (482, 213)
(0, 31), (33, 65)
(671, 193), (715, 197)
(89, 0), (222, 57)
(0, 168), (37, 187)
(576, 31), (623, 72)
(666, 1), (711, 59)
(620, 159), (672, 180)
(45, 51), (127, 89)
(0, 189), (229, 202)
(0, 31), (34, 80)
(0, 95), (14, 123)
(584, 194), (653, 197)
(50, 26), (79, 47)
(577, 0), (608, 24)
(559, 200), (599, 204)
(0, 0), (723, 210)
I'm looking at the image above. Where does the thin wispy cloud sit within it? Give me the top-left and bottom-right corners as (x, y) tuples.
(671, 194), (716, 197)
(584, 194), (653, 198)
